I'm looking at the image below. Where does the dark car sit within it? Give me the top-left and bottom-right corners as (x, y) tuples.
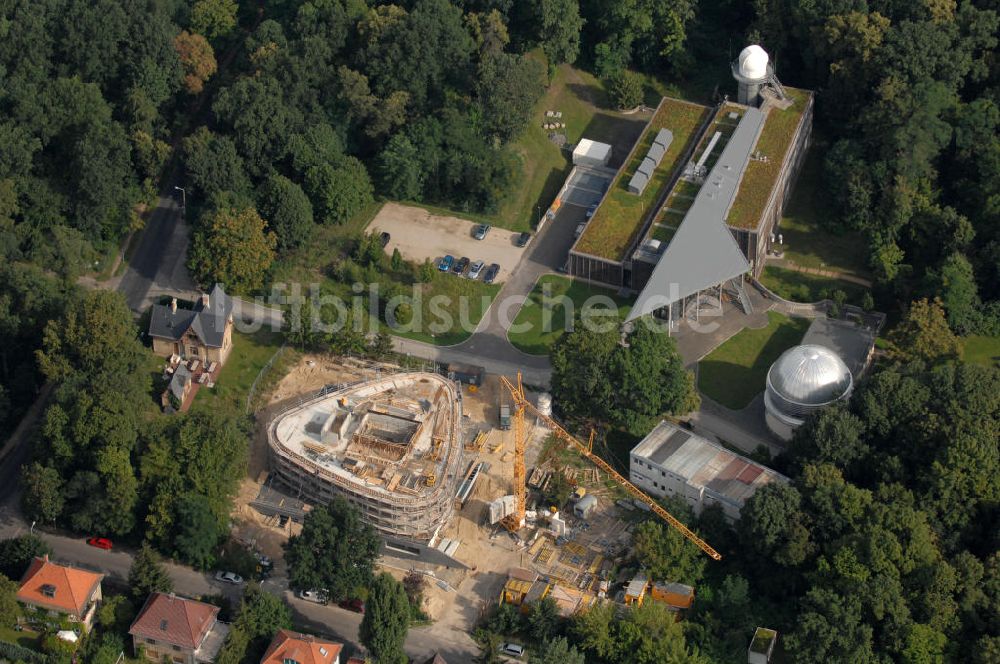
(515, 232), (531, 247)
(379, 231), (390, 247)
(473, 224), (491, 240)
(338, 598), (365, 613)
(452, 256), (470, 275)
(87, 537), (113, 550)
(483, 263), (500, 284)
(586, 204), (598, 219)
(438, 255), (454, 271)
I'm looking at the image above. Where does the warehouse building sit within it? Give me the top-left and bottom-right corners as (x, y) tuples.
(629, 420), (788, 520)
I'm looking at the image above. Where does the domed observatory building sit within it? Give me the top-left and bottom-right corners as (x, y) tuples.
(764, 344), (853, 441)
(732, 45), (779, 107)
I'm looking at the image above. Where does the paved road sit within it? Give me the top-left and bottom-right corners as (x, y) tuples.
(117, 194), (198, 313)
(393, 202), (592, 387)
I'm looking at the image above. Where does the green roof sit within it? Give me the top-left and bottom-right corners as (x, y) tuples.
(575, 97), (711, 261)
(726, 88), (811, 230)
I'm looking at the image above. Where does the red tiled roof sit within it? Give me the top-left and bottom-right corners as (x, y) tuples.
(17, 557), (103, 616)
(260, 629), (343, 664)
(129, 593), (219, 650)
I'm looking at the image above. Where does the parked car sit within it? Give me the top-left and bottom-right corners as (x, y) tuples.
(575, 223), (586, 238)
(86, 537), (112, 550)
(515, 232), (531, 247)
(438, 255), (454, 272)
(483, 263), (500, 284)
(468, 260), (485, 280)
(379, 231), (390, 247)
(500, 643), (525, 658)
(215, 571), (244, 584)
(586, 204), (598, 218)
(473, 224), (491, 240)
(452, 256), (470, 275)
(297, 589), (329, 605)
(338, 598), (365, 613)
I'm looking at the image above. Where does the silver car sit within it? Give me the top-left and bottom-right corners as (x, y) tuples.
(468, 260), (485, 280)
(215, 571), (243, 584)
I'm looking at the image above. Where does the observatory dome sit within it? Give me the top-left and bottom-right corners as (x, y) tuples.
(764, 344), (853, 440)
(767, 344), (852, 410)
(737, 45), (769, 80)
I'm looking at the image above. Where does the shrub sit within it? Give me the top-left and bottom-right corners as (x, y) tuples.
(607, 70), (643, 110)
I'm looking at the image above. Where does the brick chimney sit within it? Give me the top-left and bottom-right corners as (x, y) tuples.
(200, 293), (210, 309)
(170, 298), (177, 314)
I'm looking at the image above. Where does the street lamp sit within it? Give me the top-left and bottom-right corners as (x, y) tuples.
(29, 520), (36, 535)
(174, 185), (186, 210)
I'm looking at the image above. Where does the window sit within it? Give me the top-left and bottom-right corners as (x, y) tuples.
(188, 346), (199, 356)
(283, 659), (301, 664)
(172, 646), (181, 652)
(40, 584), (56, 598)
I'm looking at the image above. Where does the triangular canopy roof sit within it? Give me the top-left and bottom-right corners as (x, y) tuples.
(627, 107), (764, 322)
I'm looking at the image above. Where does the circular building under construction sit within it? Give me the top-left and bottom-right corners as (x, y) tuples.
(267, 372), (467, 565)
(764, 344), (853, 441)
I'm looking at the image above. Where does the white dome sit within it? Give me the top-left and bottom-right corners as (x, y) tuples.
(766, 344), (852, 413)
(737, 45), (770, 80)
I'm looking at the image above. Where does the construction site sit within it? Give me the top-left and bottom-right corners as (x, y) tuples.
(250, 353), (723, 632)
(266, 371), (468, 563)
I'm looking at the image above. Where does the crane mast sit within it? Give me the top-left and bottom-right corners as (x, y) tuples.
(499, 373), (722, 561)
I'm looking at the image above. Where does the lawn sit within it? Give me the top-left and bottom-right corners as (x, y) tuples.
(962, 335), (1000, 367)
(484, 58), (647, 233)
(760, 265), (867, 305)
(651, 225), (677, 243)
(189, 330), (289, 417)
(576, 98), (712, 261)
(698, 311), (811, 409)
(272, 202), (498, 346)
(0, 625), (41, 650)
(771, 144), (872, 278)
(508, 275), (634, 355)
(727, 88), (811, 230)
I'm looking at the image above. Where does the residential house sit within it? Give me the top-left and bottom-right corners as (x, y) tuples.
(129, 592), (229, 664)
(260, 629), (342, 664)
(148, 284), (235, 366)
(16, 556), (103, 632)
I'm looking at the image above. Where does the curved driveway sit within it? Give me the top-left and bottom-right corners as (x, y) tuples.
(393, 202), (591, 387)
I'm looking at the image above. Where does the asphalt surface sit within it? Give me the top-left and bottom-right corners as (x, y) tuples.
(117, 194), (198, 313)
(393, 202), (592, 387)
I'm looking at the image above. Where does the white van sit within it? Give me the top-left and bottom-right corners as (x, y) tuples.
(500, 642), (525, 658)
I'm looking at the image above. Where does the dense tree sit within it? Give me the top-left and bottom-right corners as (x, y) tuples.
(188, 205), (277, 294)
(21, 463), (65, 524)
(285, 498), (380, 600)
(532, 637), (585, 664)
(536, 0), (583, 66)
(257, 174), (314, 252)
(128, 544), (173, 602)
(0, 575), (20, 632)
(191, 0), (239, 40)
(304, 157), (373, 225)
(632, 518), (706, 585)
(359, 573), (410, 664)
(607, 69), (643, 109)
(174, 31), (218, 95)
(551, 315), (698, 434)
(182, 128), (252, 199)
(36, 290), (144, 383)
(173, 493), (225, 569)
(213, 75), (295, 176)
(0, 535), (51, 580)
(889, 298), (963, 364)
(528, 596), (560, 641)
(376, 134), (424, 201)
(476, 51), (546, 143)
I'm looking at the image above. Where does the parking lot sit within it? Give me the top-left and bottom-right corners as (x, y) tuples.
(366, 203), (528, 283)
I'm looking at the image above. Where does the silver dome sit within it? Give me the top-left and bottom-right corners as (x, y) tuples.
(766, 344), (853, 415)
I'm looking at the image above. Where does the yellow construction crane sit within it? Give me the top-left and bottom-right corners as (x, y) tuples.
(500, 373), (528, 531)
(499, 372), (722, 561)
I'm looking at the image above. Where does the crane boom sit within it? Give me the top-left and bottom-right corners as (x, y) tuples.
(499, 374), (722, 561)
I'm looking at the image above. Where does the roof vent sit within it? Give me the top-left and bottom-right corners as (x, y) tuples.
(319, 647), (328, 657)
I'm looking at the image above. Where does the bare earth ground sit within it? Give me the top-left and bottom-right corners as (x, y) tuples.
(366, 203), (528, 282)
(231, 357), (619, 640)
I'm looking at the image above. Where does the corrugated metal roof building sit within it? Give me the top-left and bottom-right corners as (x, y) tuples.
(629, 421), (788, 520)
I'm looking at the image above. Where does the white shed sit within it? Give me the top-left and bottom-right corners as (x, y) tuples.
(572, 139), (613, 168)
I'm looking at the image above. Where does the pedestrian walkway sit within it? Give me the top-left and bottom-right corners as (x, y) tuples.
(769, 257), (873, 287)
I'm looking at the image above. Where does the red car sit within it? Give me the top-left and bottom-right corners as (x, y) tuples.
(87, 537), (113, 550)
(338, 598), (365, 614)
